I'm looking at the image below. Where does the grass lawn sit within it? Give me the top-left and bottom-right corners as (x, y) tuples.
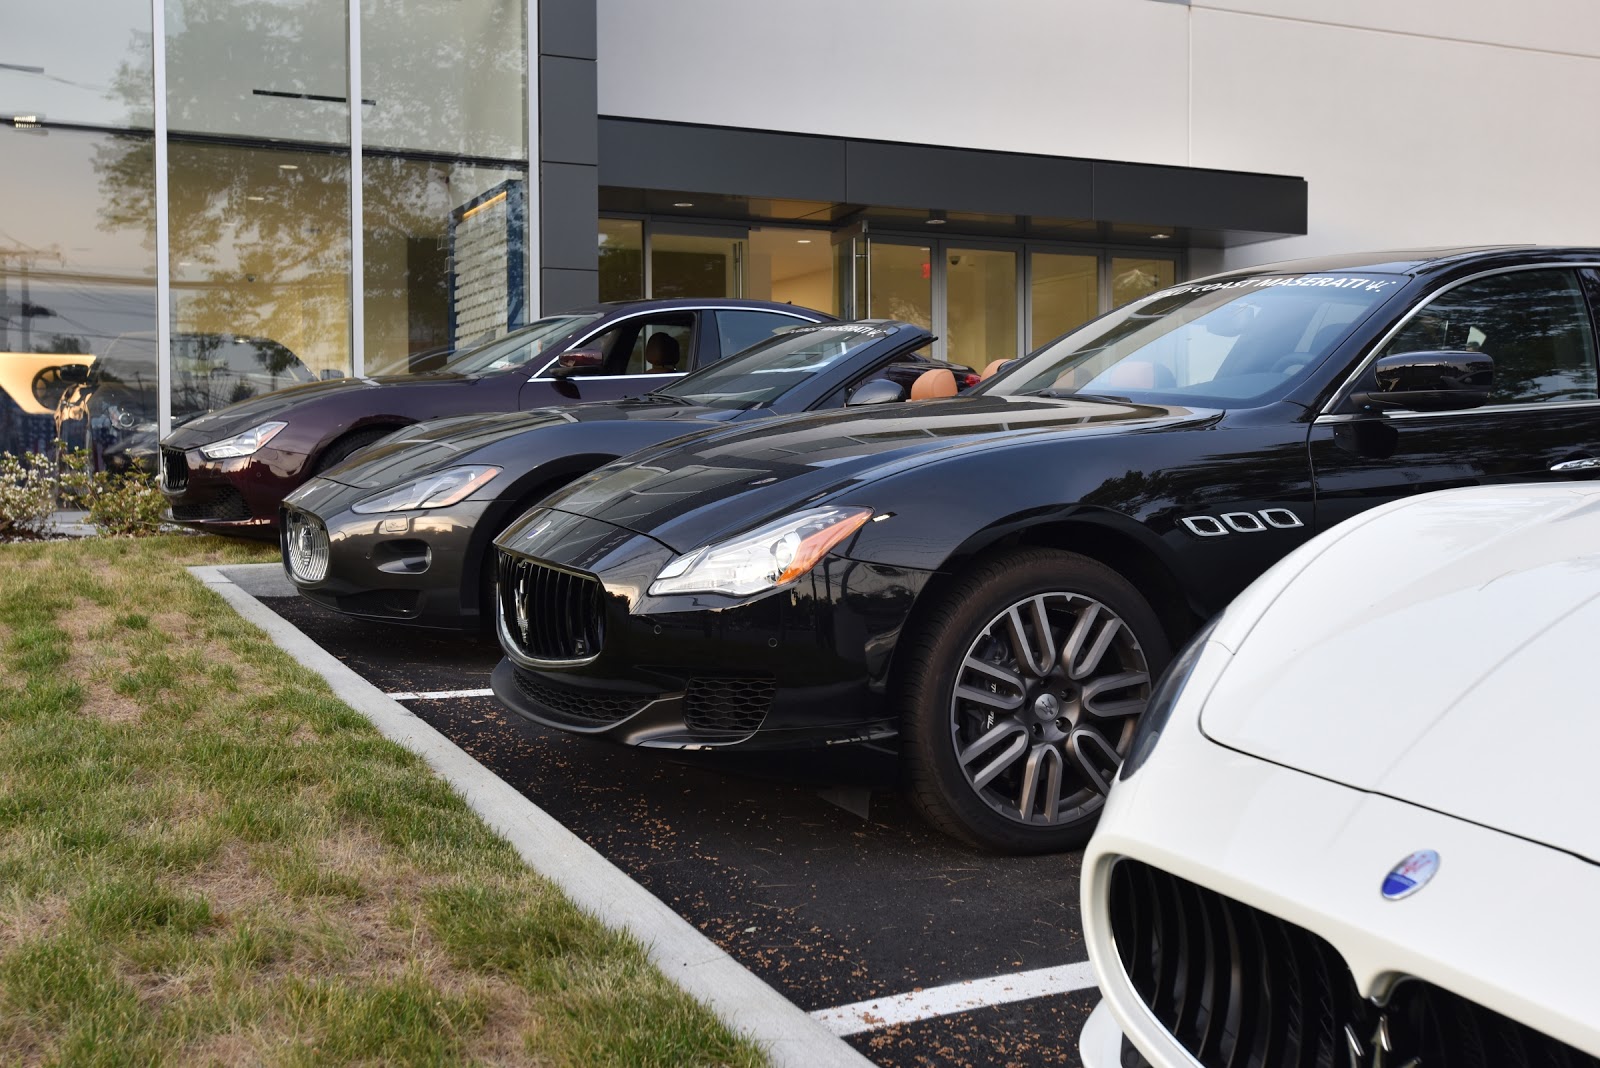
(0, 535), (763, 1067)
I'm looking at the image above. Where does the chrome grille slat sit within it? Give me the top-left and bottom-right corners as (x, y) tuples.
(497, 552), (605, 663)
(159, 446), (188, 492)
(1109, 859), (1600, 1068)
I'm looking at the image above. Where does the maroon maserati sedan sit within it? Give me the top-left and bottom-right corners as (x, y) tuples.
(159, 299), (831, 537)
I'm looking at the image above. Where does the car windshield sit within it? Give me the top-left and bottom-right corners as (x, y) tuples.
(983, 272), (1406, 407)
(442, 314), (600, 374)
(654, 322), (900, 408)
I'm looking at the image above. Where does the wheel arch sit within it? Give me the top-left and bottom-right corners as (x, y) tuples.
(889, 512), (1203, 694)
(310, 419), (413, 472)
(460, 452), (621, 621)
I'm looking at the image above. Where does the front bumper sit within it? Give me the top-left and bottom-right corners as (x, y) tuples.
(489, 507), (933, 749)
(1080, 713), (1600, 1066)
(280, 476), (494, 629)
(160, 442), (293, 536)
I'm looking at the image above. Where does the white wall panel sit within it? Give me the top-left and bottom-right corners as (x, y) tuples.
(1193, 0), (1600, 60)
(1191, 9), (1600, 267)
(598, 0), (1190, 166)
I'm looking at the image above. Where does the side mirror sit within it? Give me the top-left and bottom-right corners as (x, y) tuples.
(846, 379), (908, 407)
(551, 346), (604, 379)
(1350, 350), (1494, 413)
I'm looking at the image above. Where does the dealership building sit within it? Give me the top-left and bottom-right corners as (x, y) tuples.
(3, 0), (1598, 462)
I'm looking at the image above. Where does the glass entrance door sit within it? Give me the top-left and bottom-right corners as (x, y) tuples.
(650, 226), (747, 300)
(866, 240), (933, 333)
(944, 246), (1017, 371)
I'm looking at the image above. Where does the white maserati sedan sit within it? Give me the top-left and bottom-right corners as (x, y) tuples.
(1079, 482), (1600, 1068)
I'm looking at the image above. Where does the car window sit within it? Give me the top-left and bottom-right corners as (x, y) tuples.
(612, 314), (695, 375)
(443, 314), (599, 374)
(655, 322), (897, 409)
(715, 310), (809, 361)
(1380, 269), (1598, 405)
(985, 272), (1403, 408)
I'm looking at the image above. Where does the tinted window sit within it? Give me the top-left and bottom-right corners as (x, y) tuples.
(715, 310), (810, 360)
(443, 314), (598, 374)
(987, 273), (1403, 407)
(656, 322), (895, 409)
(1381, 269), (1597, 405)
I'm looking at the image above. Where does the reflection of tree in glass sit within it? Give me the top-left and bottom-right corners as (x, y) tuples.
(1383, 271), (1598, 404)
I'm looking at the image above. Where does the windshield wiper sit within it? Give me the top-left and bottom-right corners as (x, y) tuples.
(1030, 388), (1131, 403)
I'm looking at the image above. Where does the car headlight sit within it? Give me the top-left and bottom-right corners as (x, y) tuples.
(349, 465), (501, 514)
(198, 420), (288, 460)
(1119, 618), (1219, 782)
(648, 506), (873, 598)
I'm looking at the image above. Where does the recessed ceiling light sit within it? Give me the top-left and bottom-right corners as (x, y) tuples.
(673, 201), (693, 208)
(1151, 232), (1172, 240)
(278, 163), (299, 171)
(926, 209), (947, 226)
(246, 195), (265, 201)
(796, 239), (812, 244)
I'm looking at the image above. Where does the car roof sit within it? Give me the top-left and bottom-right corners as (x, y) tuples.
(570, 298), (836, 317)
(1194, 244), (1600, 284)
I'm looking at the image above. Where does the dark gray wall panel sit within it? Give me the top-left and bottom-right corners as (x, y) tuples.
(542, 267), (599, 312)
(540, 0), (597, 59)
(541, 57), (598, 166)
(1093, 163), (1308, 235)
(594, 118), (1308, 243)
(542, 162), (599, 271)
(845, 141), (1094, 218)
(598, 118), (847, 201)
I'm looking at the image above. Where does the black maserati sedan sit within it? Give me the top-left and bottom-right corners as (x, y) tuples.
(279, 320), (974, 630)
(490, 246), (1600, 853)
(159, 298), (829, 537)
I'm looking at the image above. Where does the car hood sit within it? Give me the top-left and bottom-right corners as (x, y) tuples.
(317, 396), (735, 489)
(539, 394), (1200, 553)
(162, 372), (475, 444)
(1201, 483), (1600, 865)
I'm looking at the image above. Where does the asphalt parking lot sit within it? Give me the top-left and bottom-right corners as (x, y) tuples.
(255, 581), (1101, 1067)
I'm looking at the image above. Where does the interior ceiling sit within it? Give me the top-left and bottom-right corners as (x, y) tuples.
(599, 186), (1262, 248)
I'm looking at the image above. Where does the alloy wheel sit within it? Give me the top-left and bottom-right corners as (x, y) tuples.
(948, 592), (1151, 826)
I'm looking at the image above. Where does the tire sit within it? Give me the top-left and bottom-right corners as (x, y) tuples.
(312, 426), (397, 475)
(900, 548), (1172, 854)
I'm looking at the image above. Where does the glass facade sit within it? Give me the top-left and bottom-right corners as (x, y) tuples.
(0, 126), (158, 467)
(0, 0), (532, 463)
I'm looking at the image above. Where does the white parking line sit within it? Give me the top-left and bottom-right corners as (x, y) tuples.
(386, 688), (495, 701)
(810, 960), (1098, 1036)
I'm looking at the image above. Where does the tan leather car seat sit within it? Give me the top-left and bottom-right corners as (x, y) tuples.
(980, 359), (1013, 380)
(910, 367), (958, 399)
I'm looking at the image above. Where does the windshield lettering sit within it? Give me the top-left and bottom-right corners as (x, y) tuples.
(988, 272), (1405, 408)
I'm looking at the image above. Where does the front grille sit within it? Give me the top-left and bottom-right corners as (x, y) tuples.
(497, 552), (605, 663)
(684, 676), (775, 734)
(171, 486), (250, 522)
(282, 510), (331, 582)
(160, 446), (188, 492)
(1109, 859), (1600, 1068)
(511, 669), (646, 726)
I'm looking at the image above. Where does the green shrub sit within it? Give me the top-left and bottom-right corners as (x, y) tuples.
(0, 452), (58, 536)
(0, 447), (169, 539)
(82, 469), (169, 537)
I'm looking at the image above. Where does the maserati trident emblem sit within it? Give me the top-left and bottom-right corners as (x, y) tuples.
(1381, 850), (1439, 901)
(1345, 1013), (1419, 1068)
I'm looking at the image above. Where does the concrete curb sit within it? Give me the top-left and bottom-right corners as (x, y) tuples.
(189, 563), (873, 1068)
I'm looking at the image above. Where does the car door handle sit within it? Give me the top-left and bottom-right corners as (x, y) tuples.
(1551, 457), (1600, 472)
